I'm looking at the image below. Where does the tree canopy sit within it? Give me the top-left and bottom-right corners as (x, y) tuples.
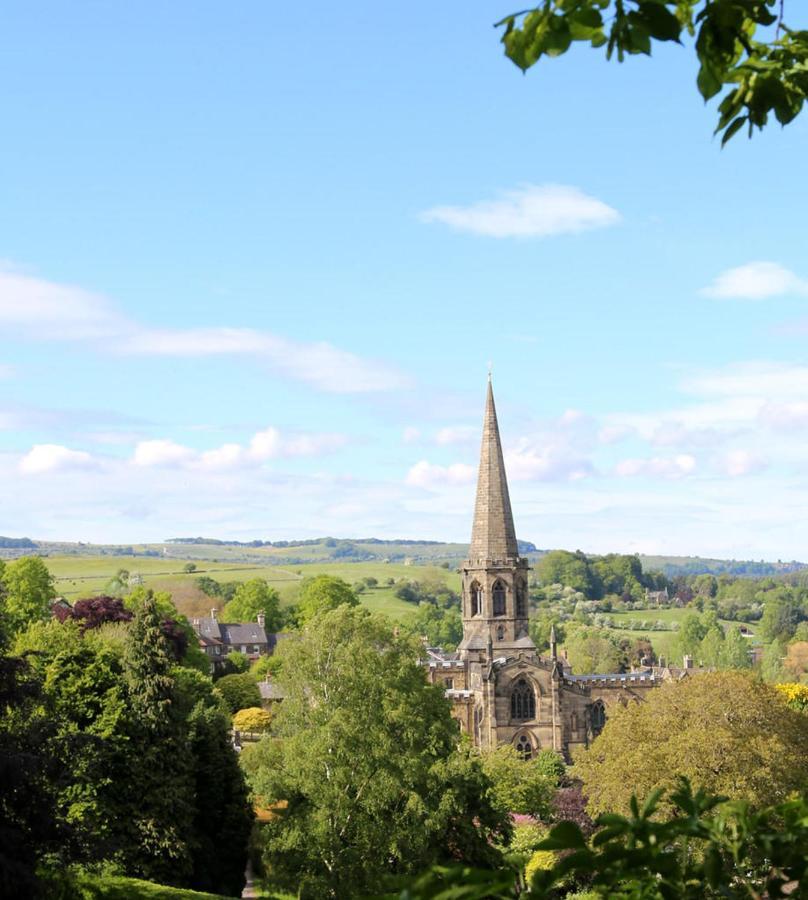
(222, 578), (282, 632)
(296, 574), (358, 623)
(496, 0), (808, 144)
(241, 606), (509, 898)
(573, 670), (808, 816)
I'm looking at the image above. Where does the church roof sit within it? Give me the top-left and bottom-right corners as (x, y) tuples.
(468, 378), (519, 564)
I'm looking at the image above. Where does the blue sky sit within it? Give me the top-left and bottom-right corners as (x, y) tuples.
(2, 1), (808, 558)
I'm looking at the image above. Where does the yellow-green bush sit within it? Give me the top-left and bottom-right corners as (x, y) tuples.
(232, 706), (272, 733)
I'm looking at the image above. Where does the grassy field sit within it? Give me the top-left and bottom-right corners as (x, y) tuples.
(44, 556), (458, 623)
(595, 608), (757, 661)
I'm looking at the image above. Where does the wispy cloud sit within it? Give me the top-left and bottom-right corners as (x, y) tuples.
(405, 460), (476, 489)
(0, 269), (410, 394)
(435, 425), (477, 446)
(420, 184), (620, 238)
(615, 454), (696, 480)
(701, 261), (808, 300)
(720, 449), (767, 477)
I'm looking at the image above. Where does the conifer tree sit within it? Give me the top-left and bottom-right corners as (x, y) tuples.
(121, 591), (195, 884)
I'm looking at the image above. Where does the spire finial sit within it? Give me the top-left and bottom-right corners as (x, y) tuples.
(487, 361), (493, 383)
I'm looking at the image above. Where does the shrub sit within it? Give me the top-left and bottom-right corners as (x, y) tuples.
(215, 674), (261, 713)
(232, 707), (272, 733)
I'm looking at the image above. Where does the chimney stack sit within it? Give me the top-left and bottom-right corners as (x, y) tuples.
(683, 654), (693, 669)
(257, 612), (266, 629)
(210, 608), (217, 621)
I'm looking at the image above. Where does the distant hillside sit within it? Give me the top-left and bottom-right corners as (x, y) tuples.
(1, 535), (805, 577)
(637, 555), (808, 578)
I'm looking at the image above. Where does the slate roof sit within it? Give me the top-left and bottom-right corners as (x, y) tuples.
(258, 680), (287, 701)
(192, 617), (268, 646)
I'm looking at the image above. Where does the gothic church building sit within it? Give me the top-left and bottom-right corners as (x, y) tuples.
(424, 380), (670, 759)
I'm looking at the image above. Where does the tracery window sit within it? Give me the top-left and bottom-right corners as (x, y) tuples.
(591, 700), (606, 733)
(492, 580), (506, 617)
(510, 677), (536, 721)
(470, 582), (482, 617)
(515, 583), (526, 617)
(515, 734), (533, 760)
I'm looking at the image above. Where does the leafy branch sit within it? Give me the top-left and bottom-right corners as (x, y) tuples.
(496, 0), (808, 144)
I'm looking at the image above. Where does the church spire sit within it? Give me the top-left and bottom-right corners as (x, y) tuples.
(468, 379), (519, 564)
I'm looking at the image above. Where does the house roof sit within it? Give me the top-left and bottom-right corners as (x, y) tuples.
(258, 680), (287, 700)
(192, 617), (268, 646)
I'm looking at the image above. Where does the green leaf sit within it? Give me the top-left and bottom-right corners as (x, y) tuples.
(538, 820), (587, 850)
(697, 62), (723, 100)
(720, 114), (747, 145)
(636, 1), (682, 42)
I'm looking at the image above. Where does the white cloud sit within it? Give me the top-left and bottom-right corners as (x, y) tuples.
(435, 425), (477, 446)
(0, 269), (126, 339)
(720, 450), (767, 477)
(420, 184), (620, 239)
(133, 439), (195, 467)
(405, 460), (476, 489)
(131, 426), (348, 471)
(598, 424), (634, 444)
(683, 361), (808, 399)
(759, 400), (808, 431)
(615, 454), (696, 480)
(0, 269), (410, 394)
(20, 444), (97, 475)
(701, 261), (808, 300)
(505, 441), (593, 482)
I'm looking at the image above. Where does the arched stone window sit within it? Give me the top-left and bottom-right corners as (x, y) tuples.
(496, 625), (504, 641)
(470, 581), (482, 617)
(515, 582), (527, 618)
(492, 580), (506, 617)
(515, 734), (533, 760)
(591, 700), (606, 734)
(510, 677), (536, 721)
(473, 706), (482, 744)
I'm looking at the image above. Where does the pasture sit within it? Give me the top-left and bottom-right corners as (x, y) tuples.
(44, 555), (459, 623)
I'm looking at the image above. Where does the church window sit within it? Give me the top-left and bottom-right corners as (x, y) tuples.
(510, 678), (536, 721)
(496, 625), (504, 641)
(515, 583), (526, 617)
(515, 734), (533, 760)
(492, 580), (506, 617)
(591, 700), (606, 734)
(470, 582), (482, 617)
(445, 678), (453, 689)
(473, 706), (482, 744)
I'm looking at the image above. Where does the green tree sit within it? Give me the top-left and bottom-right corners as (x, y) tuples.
(120, 593), (195, 884)
(480, 745), (560, 817)
(296, 574), (358, 623)
(215, 672), (261, 713)
(673, 612), (707, 663)
(407, 603), (463, 649)
(2, 556), (55, 635)
(699, 624), (725, 667)
(496, 1), (808, 144)
(536, 551), (598, 598)
(719, 624), (750, 669)
(222, 578), (282, 632)
(760, 638), (787, 683)
(758, 592), (802, 643)
(573, 671), (808, 817)
(564, 626), (624, 674)
(242, 606), (509, 898)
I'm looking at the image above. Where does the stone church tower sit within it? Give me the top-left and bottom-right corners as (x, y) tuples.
(422, 378), (676, 760)
(458, 378), (533, 657)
